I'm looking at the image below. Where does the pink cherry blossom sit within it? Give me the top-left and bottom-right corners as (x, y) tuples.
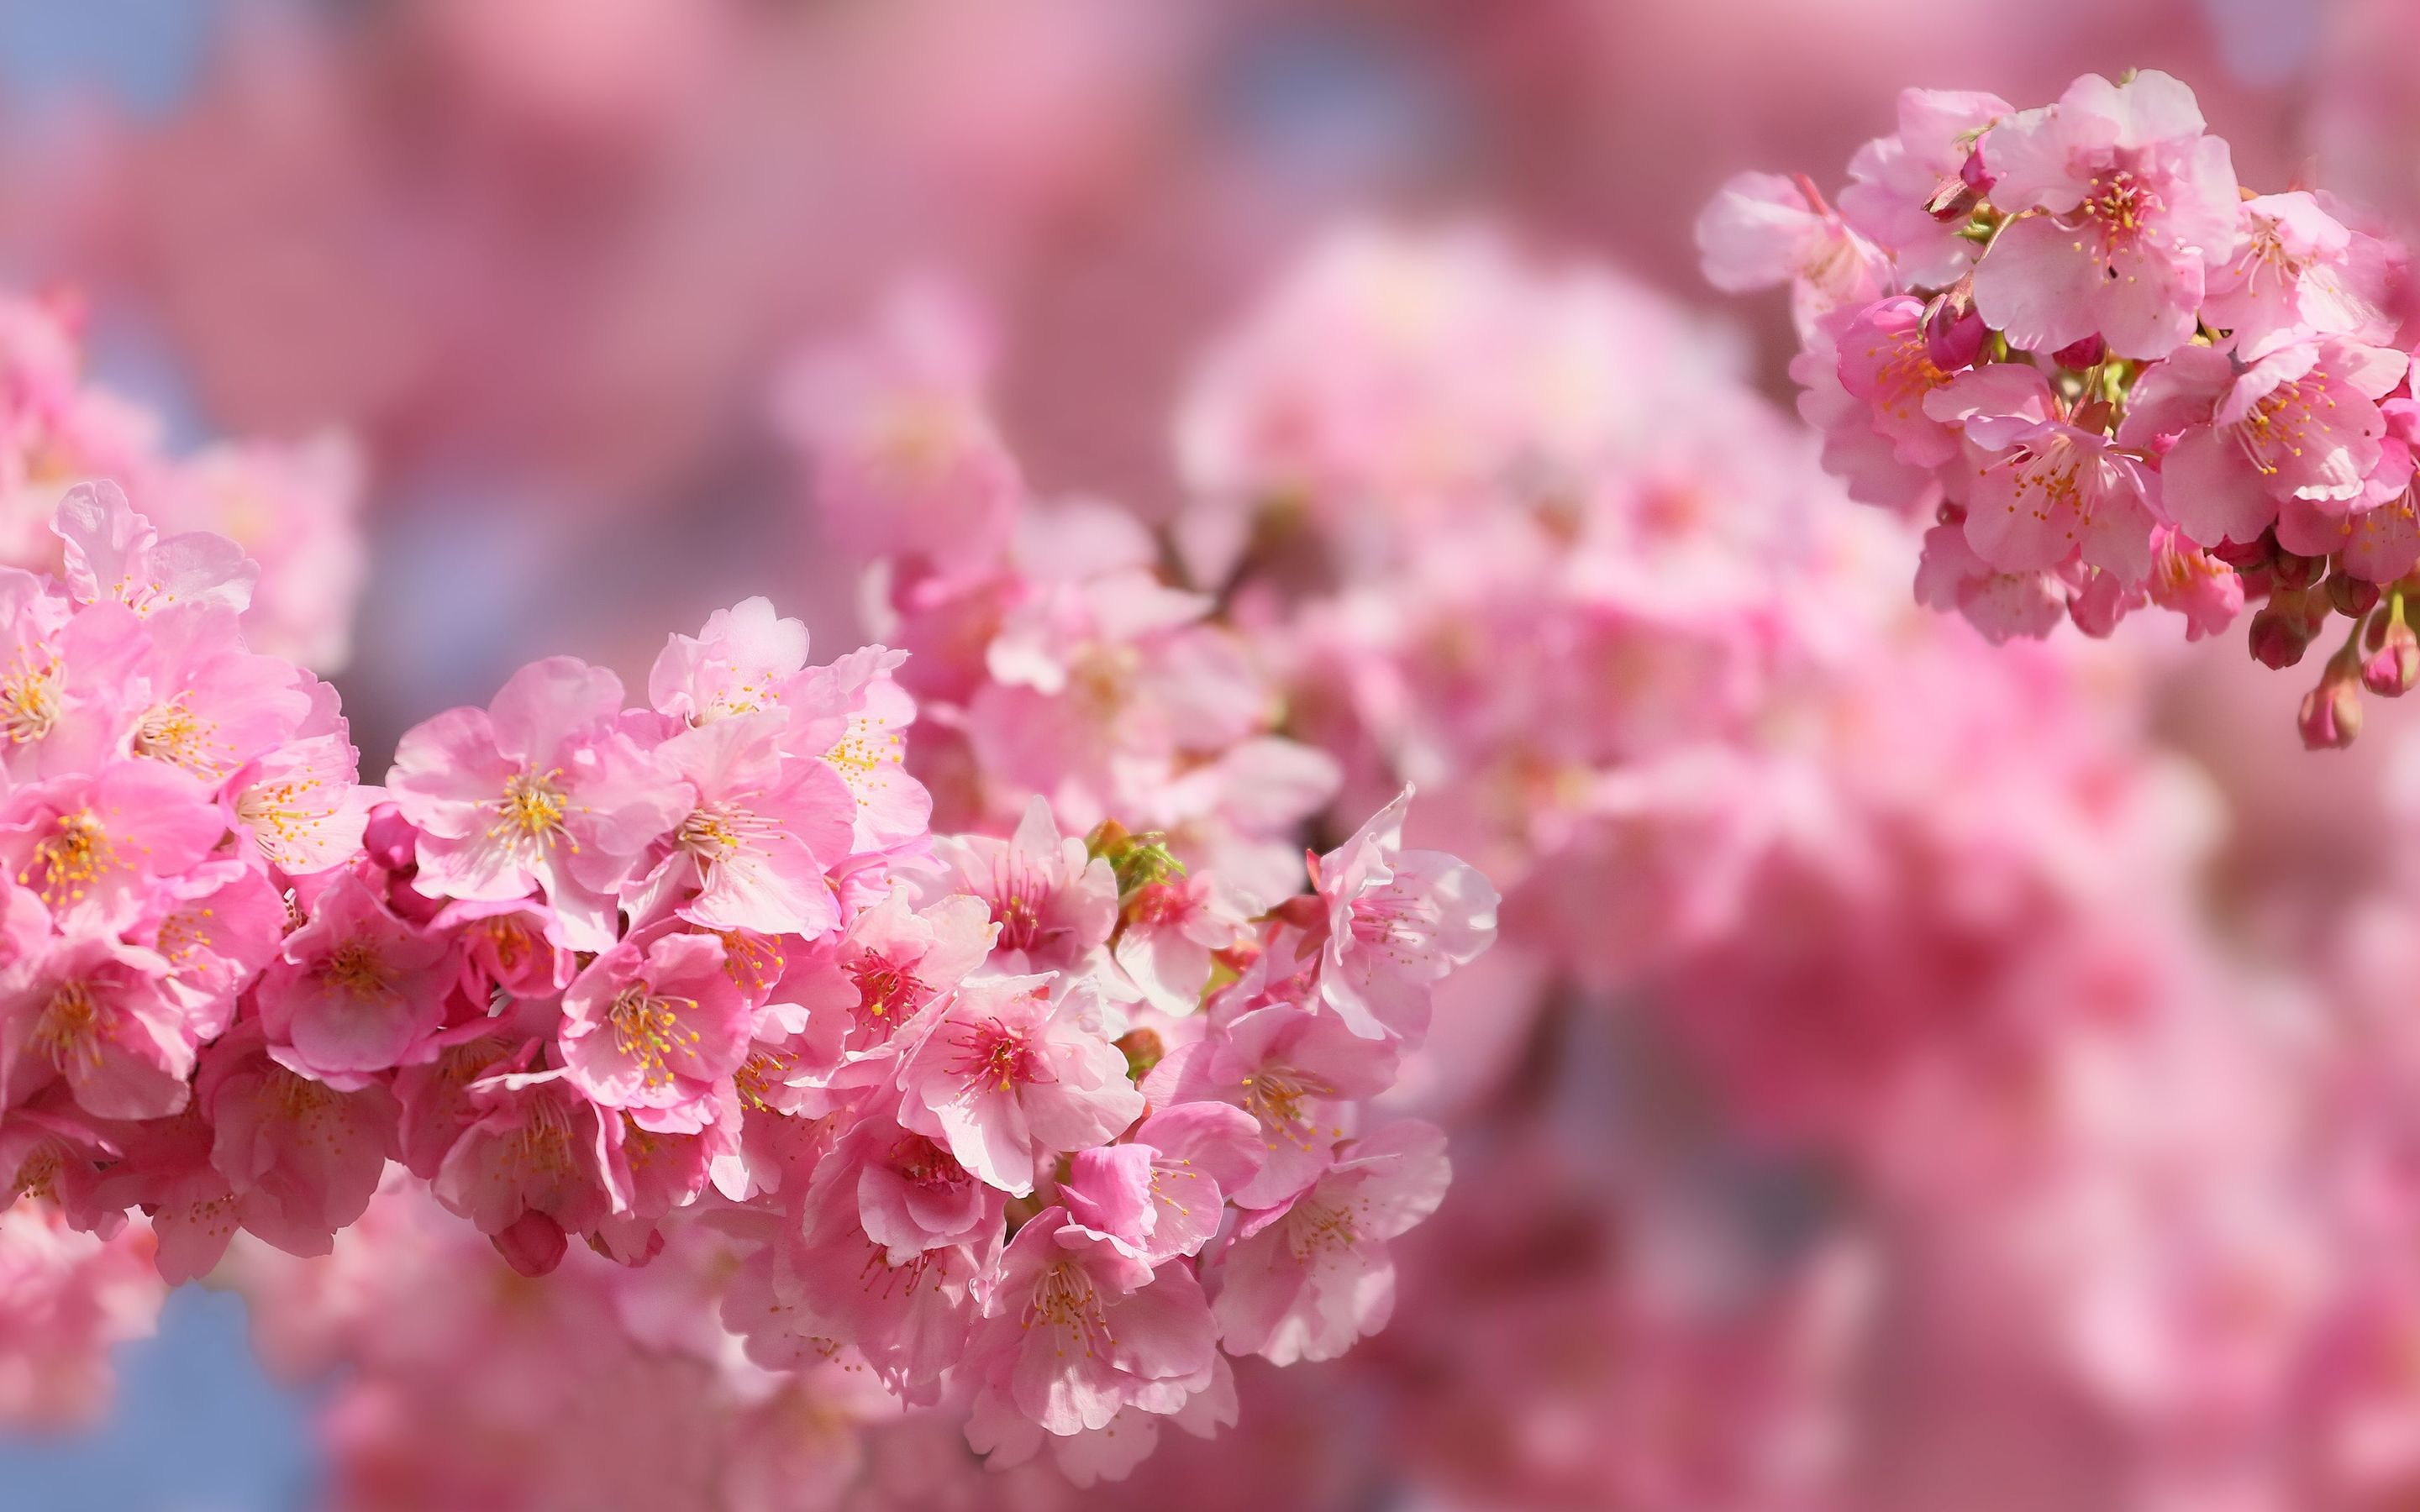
(1313, 786), (1500, 1041)
(932, 796), (1118, 976)
(1839, 88), (2013, 289)
(2202, 191), (2398, 355)
(388, 657), (685, 948)
(1211, 1119), (1450, 1365)
(558, 927), (755, 1130)
(255, 872), (456, 1084)
(633, 711), (853, 938)
(961, 1206), (1218, 1438)
(1929, 363), (2160, 579)
(1697, 172), (1891, 340)
(895, 974), (1144, 1197)
(1970, 70), (2241, 359)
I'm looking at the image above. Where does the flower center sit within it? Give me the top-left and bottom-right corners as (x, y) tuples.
(608, 984), (702, 1088)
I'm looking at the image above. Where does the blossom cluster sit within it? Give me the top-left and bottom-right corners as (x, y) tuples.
(0, 471), (1491, 1483)
(1702, 69), (2420, 748)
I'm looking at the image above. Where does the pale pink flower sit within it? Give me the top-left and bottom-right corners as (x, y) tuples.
(1113, 869), (1248, 1016)
(1145, 1003), (1400, 1209)
(788, 643), (932, 853)
(775, 281), (1021, 576)
(1970, 70), (2242, 358)
(646, 596), (812, 725)
(1313, 786), (1500, 1041)
(1913, 519), (2069, 643)
(931, 796), (1118, 976)
(0, 1202), (162, 1429)
(1929, 363), (2160, 579)
(1839, 88), (2014, 288)
(1697, 172), (1891, 340)
(962, 1207), (1218, 1436)
(631, 711), (853, 938)
(895, 974), (1143, 1197)
(223, 732), (371, 875)
(1060, 1101), (1263, 1264)
(1209, 1119), (1449, 1365)
(388, 656), (685, 949)
(2201, 191), (2398, 355)
(2126, 338), (2408, 547)
(52, 478), (258, 619)
(559, 927), (755, 1131)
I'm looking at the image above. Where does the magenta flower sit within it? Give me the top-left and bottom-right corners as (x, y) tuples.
(559, 928), (755, 1131)
(895, 974), (1143, 1197)
(1209, 1120), (1449, 1365)
(1970, 70), (2241, 359)
(388, 656), (685, 949)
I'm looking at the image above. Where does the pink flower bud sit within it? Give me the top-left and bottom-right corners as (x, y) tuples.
(2300, 666), (2365, 749)
(2249, 593), (2317, 669)
(2330, 573), (2381, 618)
(1959, 144), (1994, 194)
(1923, 287), (1986, 371)
(2051, 334), (2107, 370)
(2365, 617), (2420, 697)
(2270, 552), (2323, 592)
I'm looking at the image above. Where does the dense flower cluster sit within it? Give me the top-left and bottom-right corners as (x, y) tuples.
(0, 467), (1490, 1485)
(1702, 69), (2420, 748)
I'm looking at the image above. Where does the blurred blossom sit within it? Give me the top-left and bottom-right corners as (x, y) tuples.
(13, 3), (2420, 1510)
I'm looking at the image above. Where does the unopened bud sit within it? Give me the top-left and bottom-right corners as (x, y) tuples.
(1959, 144), (1995, 194)
(2366, 609), (2420, 697)
(2249, 591), (2318, 669)
(2212, 533), (2275, 572)
(1925, 174), (1981, 223)
(2331, 572), (2382, 618)
(2270, 551), (2324, 592)
(2300, 657), (2365, 750)
(2052, 334), (2107, 370)
(1923, 283), (1986, 370)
